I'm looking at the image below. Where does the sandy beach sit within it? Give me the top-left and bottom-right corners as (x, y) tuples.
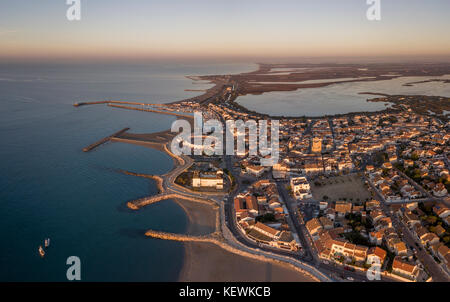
(179, 242), (316, 282)
(173, 198), (217, 236)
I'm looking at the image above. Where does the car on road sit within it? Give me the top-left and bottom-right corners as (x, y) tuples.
(346, 277), (354, 281)
(344, 266), (355, 272)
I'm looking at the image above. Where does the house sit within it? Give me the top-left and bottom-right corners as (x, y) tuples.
(413, 225), (428, 240)
(382, 162), (393, 169)
(433, 205), (450, 218)
(444, 216), (450, 226)
(367, 247), (387, 267)
(432, 183), (448, 197)
(420, 233), (440, 247)
(257, 196), (267, 205)
(306, 218), (323, 236)
(319, 217), (334, 230)
(437, 244), (450, 262)
(250, 222), (280, 240)
(273, 231), (299, 251)
(352, 205), (364, 213)
(369, 230), (384, 245)
(325, 208), (336, 221)
(335, 201), (352, 217)
(404, 211), (420, 228)
(432, 225), (446, 237)
(393, 241), (408, 256)
(366, 200), (381, 210)
(392, 257), (420, 281)
(370, 210), (386, 224)
(435, 245), (450, 271)
(329, 239), (368, 262)
(234, 195), (259, 218)
(374, 217), (392, 231)
(319, 202), (328, 210)
(405, 202), (418, 211)
(246, 165), (265, 178)
(290, 176), (312, 200)
(403, 159), (414, 168)
(272, 162), (289, 179)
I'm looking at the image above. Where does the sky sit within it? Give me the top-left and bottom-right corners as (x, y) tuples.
(0, 0), (449, 63)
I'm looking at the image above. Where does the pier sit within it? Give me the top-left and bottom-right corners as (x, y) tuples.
(127, 193), (213, 210)
(73, 100), (193, 119)
(73, 100), (161, 107)
(82, 127), (130, 152)
(145, 230), (216, 242)
(107, 103), (192, 118)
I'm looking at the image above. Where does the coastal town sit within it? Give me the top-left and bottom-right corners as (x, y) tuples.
(5, 0), (450, 290)
(76, 63), (450, 282)
(162, 72), (450, 282)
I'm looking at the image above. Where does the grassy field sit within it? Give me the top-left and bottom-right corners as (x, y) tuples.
(311, 173), (372, 203)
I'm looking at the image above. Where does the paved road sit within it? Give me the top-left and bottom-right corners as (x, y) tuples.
(385, 204), (450, 282)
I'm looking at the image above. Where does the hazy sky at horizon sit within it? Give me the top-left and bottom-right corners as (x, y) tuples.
(1, 0), (450, 62)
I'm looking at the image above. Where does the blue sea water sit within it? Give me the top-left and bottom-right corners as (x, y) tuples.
(0, 62), (256, 281)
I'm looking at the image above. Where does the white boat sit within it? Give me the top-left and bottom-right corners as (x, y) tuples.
(44, 238), (50, 248)
(38, 246), (45, 257)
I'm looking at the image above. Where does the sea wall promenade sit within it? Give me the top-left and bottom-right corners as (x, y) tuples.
(127, 193), (214, 210)
(74, 100), (192, 118)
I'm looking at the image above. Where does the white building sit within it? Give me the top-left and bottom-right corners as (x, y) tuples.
(192, 170), (224, 190)
(290, 176), (312, 200)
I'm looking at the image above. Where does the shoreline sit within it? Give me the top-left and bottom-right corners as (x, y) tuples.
(111, 133), (318, 282)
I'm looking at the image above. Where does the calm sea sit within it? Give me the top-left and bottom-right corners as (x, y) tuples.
(0, 62), (256, 281)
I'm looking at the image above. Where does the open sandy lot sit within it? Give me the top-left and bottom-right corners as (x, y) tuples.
(311, 173), (371, 203)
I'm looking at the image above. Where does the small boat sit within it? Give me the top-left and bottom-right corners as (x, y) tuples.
(38, 246), (45, 257)
(44, 238), (50, 248)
